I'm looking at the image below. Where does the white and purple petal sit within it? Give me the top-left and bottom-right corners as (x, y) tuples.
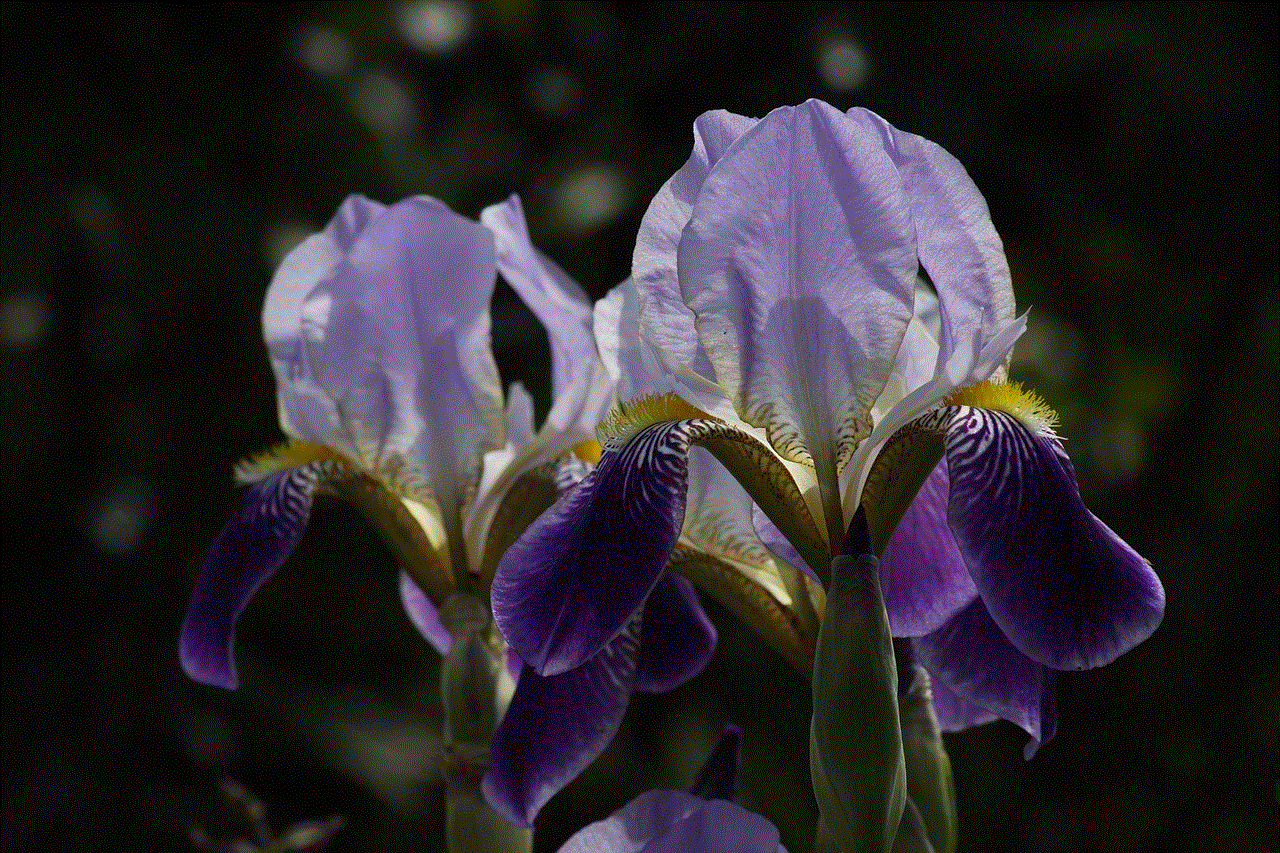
(938, 406), (1164, 670)
(558, 789), (786, 853)
(878, 461), (978, 637)
(914, 597), (1057, 758)
(633, 110), (757, 394)
(677, 99), (917, 472)
(483, 618), (643, 827)
(180, 460), (347, 689)
(491, 421), (701, 676)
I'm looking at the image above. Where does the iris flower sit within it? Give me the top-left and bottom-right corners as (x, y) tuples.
(491, 100), (1164, 755)
(559, 725), (788, 853)
(178, 193), (714, 829)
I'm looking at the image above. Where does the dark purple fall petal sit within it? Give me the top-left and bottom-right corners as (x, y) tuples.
(558, 789), (786, 853)
(483, 619), (642, 827)
(941, 407), (1164, 670)
(492, 421), (700, 677)
(633, 573), (717, 693)
(180, 461), (344, 689)
(914, 597), (1057, 757)
(879, 461), (978, 637)
(688, 724), (742, 802)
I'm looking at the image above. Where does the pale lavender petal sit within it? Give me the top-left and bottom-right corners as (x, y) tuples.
(941, 408), (1164, 670)
(633, 111), (757, 390)
(397, 571), (451, 656)
(688, 724), (741, 802)
(849, 109), (1015, 376)
(678, 99), (916, 470)
(264, 195), (387, 450)
(483, 619), (641, 827)
(559, 789), (786, 853)
(915, 597), (1057, 757)
(300, 196), (504, 539)
(879, 461), (978, 637)
(481, 194), (594, 399)
(180, 461), (345, 689)
(492, 421), (703, 676)
(633, 573), (716, 693)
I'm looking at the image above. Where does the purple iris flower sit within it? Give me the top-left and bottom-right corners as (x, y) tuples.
(178, 193), (715, 828)
(558, 725), (788, 853)
(491, 100), (1163, 754)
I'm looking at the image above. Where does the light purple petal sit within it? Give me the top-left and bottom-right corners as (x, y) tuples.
(633, 111), (757, 392)
(481, 194), (595, 401)
(559, 789), (786, 853)
(879, 461), (978, 637)
(914, 597), (1057, 757)
(849, 109), (1015, 376)
(492, 421), (705, 676)
(940, 407), (1164, 670)
(180, 461), (345, 689)
(483, 619), (641, 827)
(299, 196), (504, 543)
(633, 573), (716, 693)
(678, 100), (917, 471)
(398, 571), (451, 656)
(688, 724), (741, 802)
(264, 195), (387, 450)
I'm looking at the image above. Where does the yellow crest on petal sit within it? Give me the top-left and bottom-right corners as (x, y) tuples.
(234, 440), (353, 484)
(596, 392), (714, 445)
(944, 380), (1059, 438)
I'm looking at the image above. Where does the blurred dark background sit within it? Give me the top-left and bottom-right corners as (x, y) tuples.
(2, 3), (1276, 852)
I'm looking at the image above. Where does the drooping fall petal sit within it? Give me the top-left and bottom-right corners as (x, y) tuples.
(180, 460), (348, 689)
(483, 618), (642, 827)
(914, 597), (1057, 757)
(936, 406), (1164, 670)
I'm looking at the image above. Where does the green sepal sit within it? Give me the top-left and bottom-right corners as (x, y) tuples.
(810, 517), (906, 853)
(901, 667), (957, 853)
(669, 544), (821, 677)
(699, 428), (832, 585)
(331, 473), (455, 606)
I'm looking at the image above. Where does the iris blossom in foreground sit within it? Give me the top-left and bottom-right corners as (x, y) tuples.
(492, 100), (1164, 754)
(178, 194), (715, 829)
(559, 725), (788, 853)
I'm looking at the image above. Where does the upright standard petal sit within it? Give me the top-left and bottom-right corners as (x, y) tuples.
(677, 100), (916, 482)
(263, 195), (387, 453)
(558, 789), (786, 853)
(300, 197), (505, 561)
(483, 618), (642, 827)
(849, 109), (1015, 376)
(633, 110), (757, 393)
(914, 597), (1057, 758)
(180, 460), (347, 689)
(934, 405), (1164, 670)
